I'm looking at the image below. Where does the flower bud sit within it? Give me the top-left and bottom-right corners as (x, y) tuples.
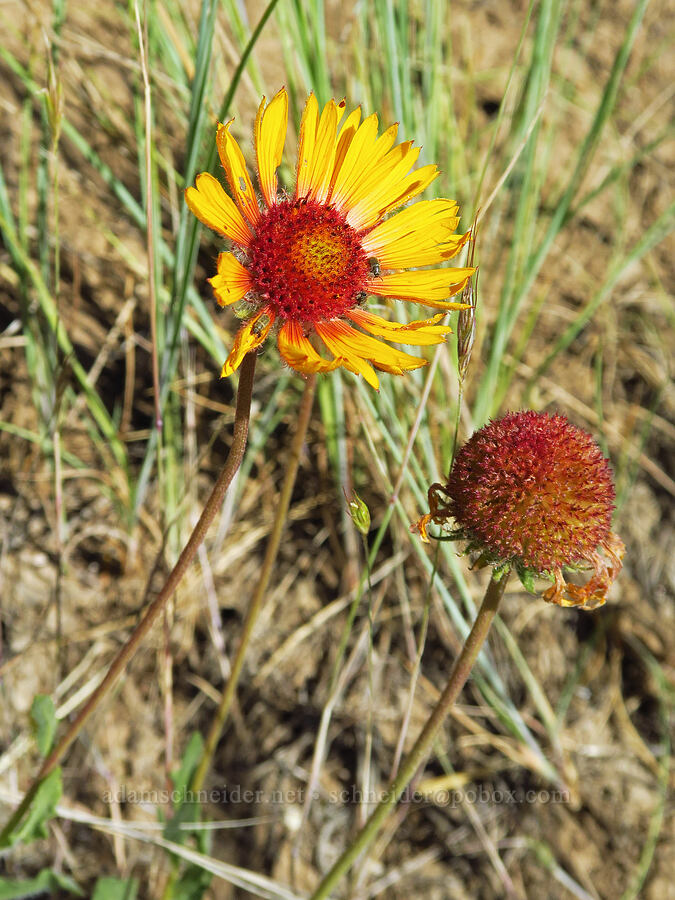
(346, 491), (371, 535)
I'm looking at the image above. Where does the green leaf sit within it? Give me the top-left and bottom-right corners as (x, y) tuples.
(163, 733), (213, 899)
(91, 876), (139, 900)
(30, 694), (57, 757)
(492, 562), (512, 583)
(9, 768), (62, 847)
(517, 566), (539, 594)
(164, 732), (205, 844)
(0, 868), (82, 898)
(170, 867), (212, 900)
(169, 732), (203, 800)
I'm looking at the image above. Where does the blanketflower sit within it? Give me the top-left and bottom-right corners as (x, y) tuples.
(186, 88), (474, 389)
(412, 411), (625, 610)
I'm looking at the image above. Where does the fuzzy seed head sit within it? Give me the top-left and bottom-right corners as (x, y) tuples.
(446, 411), (616, 572)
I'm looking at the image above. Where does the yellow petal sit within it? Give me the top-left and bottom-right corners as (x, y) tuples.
(343, 141), (418, 216)
(361, 199), (468, 268)
(345, 308), (452, 346)
(362, 199), (460, 252)
(208, 252), (253, 307)
(295, 93), (319, 199)
(255, 88), (288, 207)
(185, 173), (253, 246)
(325, 106), (362, 202)
(331, 321), (429, 371)
(306, 100), (343, 202)
(369, 268), (475, 306)
(328, 114), (384, 210)
(314, 321), (380, 388)
(379, 164), (441, 219)
(411, 513), (432, 543)
(374, 232), (470, 269)
(315, 320), (427, 387)
(216, 121), (261, 226)
(332, 123), (402, 214)
(346, 161), (439, 231)
(343, 355), (380, 388)
(277, 320), (345, 374)
(221, 308), (274, 377)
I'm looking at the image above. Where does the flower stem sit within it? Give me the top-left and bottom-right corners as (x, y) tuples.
(0, 352), (257, 847)
(308, 568), (510, 900)
(190, 373), (317, 794)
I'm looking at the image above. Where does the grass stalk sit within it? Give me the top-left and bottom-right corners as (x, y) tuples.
(135, 0), (163, 431)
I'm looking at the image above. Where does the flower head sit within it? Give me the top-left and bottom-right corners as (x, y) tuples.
(186, 88), (473, 389)
(412, 411), (625, 610)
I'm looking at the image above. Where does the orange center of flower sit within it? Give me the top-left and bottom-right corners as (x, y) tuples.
(247, 199), (369, 323)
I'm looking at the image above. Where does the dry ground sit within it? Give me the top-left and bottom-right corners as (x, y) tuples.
(1, 0), (674, 897)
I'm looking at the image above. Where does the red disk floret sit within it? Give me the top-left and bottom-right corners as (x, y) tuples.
(246, 199), (370, 323)
(446, 411), (616, 572)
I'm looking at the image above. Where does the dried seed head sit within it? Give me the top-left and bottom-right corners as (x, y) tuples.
(45, 41), (63, 150)
(456, 293), (476, 383)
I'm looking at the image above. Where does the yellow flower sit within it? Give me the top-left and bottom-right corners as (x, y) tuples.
(186, 88), (474, 389)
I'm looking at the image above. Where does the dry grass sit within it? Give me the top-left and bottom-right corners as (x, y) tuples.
(1, 0), (673, 897)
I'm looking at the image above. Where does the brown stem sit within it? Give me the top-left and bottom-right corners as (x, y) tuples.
(0, 352), (257, 847)
(309, 568), (510, 900)
(190, 374), (317, 794)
